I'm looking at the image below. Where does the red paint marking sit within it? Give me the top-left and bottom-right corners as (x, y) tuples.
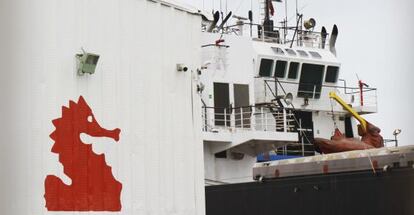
(44, 96), (122, 211)
(372, 160), (378, 169)
(323, 164), (329, 174)
(274, 169), (280, 177)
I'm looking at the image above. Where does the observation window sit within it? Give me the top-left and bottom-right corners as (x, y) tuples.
(298, 63), (325, 99)
(288, 62), (300, 79)
(259, 58), (274, 77)
(297, 50), (308, 57)
(274, 60), (287, 78)
(325, 66), (339, 83)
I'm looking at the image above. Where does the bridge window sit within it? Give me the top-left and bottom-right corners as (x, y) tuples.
(325, 66), (339, 83)
(271, 47), (285, 55)
(288, 62), (300, 79)
(298, 63), (325, 99)
(309, 51), (322, 59)
(285, 49), (297, 56)
(297, 50), (308, 57)
(259, 58), (273, 77)
(274, 60), (287, 78)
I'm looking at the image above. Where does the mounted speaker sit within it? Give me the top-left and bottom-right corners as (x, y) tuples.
(276, 93), (293, 107)
(284, 93), (293, 105)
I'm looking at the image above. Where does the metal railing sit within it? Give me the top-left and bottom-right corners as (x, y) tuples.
(255, 79), (378, 111)
(202, 105), (296, 133)
(203, 21), (330, 49)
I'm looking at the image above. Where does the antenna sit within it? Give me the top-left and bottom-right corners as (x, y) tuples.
(296, 0), (299, 20)
(285, 0), (288, 28)
(218, 11), (233, 31)
(220, 0), (223, 22)
(226, 0), (228, 19)
(284, 0), (288, 42)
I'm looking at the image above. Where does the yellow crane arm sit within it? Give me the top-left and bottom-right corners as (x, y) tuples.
(329, 92), (367, 132)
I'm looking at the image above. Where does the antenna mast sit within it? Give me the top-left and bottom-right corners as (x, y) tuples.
(284, 0), (288, 42)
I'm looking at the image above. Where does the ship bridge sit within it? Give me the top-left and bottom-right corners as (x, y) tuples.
(253, 42), (377, 115)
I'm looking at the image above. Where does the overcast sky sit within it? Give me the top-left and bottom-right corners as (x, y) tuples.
(180, 0), (414, 145)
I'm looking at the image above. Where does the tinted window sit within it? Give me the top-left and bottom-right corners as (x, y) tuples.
(298, 64), (325, 99)
(288, 62), (299, 79)
(259, 59), (273, 77)
(297, 50), (308, 57)
(325, 66), (339, 83)
(285, 49), (297, 56)
(274, 60), (287, 78)
(309, 51), (322, 59)
(271, 47), (285, 55)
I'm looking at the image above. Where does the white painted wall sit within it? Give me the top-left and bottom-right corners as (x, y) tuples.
(200, 33), (255, 108)
(313, 111), (345, 139)
(0, 0), (205, 214)
(203, 143), (256, 184)
(200, 33), (258, 184)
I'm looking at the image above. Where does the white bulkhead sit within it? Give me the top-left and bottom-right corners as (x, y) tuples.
(0, 0), (205, 214)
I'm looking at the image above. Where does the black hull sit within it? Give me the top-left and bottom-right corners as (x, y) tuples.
(206, 167), (414, 215)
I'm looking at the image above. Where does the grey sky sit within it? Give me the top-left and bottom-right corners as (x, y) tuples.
(180, 0), (414, 145)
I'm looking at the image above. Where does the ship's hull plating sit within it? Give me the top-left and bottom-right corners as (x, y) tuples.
(206, 167), (414, 215)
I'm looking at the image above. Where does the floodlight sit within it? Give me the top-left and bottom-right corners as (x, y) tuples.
(76, 49), (100, 75)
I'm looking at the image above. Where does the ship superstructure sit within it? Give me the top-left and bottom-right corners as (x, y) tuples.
(199, 1), (378, 184)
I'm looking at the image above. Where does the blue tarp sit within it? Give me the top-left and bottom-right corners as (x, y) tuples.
(257, 154), (300, 162)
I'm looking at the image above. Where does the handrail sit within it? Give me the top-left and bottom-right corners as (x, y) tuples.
(261, 79), (377, 93)
(257, 79), (378, 108)
(202, 21), (331, 49)
(202, 105), (296, 133)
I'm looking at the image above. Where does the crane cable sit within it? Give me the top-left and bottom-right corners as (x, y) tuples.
(329, 97), (338, 130)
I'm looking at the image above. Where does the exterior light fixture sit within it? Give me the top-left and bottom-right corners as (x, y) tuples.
(76, 48), (100, 75)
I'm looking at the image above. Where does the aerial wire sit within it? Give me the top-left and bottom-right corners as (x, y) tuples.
(234, 0), (247, 15)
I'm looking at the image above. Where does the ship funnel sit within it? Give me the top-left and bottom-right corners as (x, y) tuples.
(304, 18), (316, 30)
(207, 11), (220, 32)
(329, 25), (338, 56)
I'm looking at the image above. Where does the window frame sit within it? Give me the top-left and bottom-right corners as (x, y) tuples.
(324, 65), (340, 83)
(287, 61), (300, 80)
(258, 58), (275, 77)
(297, 63), (325, 99)
(274, 60), (288, 78)
(285, 49), (297, 56)
(309, 51), (322, 59)
(296, 50), (309, 57)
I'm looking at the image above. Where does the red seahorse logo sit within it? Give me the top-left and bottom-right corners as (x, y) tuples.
(44, 96), (122, 211)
